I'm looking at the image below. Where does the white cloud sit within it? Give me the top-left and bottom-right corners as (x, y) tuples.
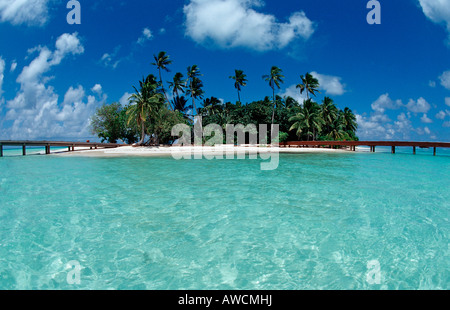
(443, 121), (450, 127)
(0, 0), (49, 26)
(100, 46), (121, 69)
(436, 110), (447, 120)
(419, 0), (450, 44)
(0, 56), (5, 101)
(91, 83), (102, 94)
(440, 70), (450, 89)
(429, 80), (436, 87)
(420, 113), (433, 123)
(63, 85), (85, 106)
(405, 97), (431, 114)
(356, 94), (435, 140)
(2, 33), (103, 140)
(10, 60), (17, 72)
(309, 71), (346, 96)
(356, 113), (395, 140)
(183, 0), (314, 51)
(416, 126), (432, 136)
(14, 33), (83, 90)
(52, 32), (84, 65)
(370, 93), (403, 113)
(119, 92), (131, 106)
(279, 84), (307, 105)
(137, 28), (153, 45)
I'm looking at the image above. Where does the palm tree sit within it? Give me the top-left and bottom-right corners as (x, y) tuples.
(127, 75), (164, 145)
(229, 69), (247, 103)
(341, 107), (358, 133)
(151, 51), (172, 109)
(284, 96), (299, 109)
(289, 99), (324, 141)
(186, 65), (204, 118)
(262, 66), (284, 134)
(172, 96), (192, 120)
(296, 72), (320, 100)
(168, 72), (186, 97)
(326, 113), (346, 141)
(202, 97), (223, 116)
(320, 97), (338, 134)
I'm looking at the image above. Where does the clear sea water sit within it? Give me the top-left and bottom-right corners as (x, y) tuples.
(0, 147), (448, 290)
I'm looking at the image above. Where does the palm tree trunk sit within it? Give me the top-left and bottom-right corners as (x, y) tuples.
(138, 121), (145, 145)
(237, 90), (241, 103)
(271, 87), (275, 137)
(159, 69), (173, 111)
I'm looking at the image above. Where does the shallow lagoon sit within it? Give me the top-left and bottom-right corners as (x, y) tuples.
(0, 150), (448, 289)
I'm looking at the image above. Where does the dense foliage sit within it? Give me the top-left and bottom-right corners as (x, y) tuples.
(90, 51), (358, 145)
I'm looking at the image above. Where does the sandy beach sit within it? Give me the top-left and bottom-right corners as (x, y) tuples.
(54, 145), (352, 157)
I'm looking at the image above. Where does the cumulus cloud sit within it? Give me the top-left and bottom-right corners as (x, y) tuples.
(9, 33), (83, 110)
(356, 94), (435, 140)
(0, 0), (49, 26)
(119, 92), (131, 106)
(279, 84), (307, 105)
(405, 97), (431, 114)
(419, 0), (450, 44)
(309, 72), (346, 96)
(439, 70), (450, 89)
(0, 56), (5, 101)
(445, 97), (450, 107)
(436, 110), (447, 120)
(420, 113), (433, 123)
(370, 93), (403, 113)
(100, 46), (121, 69)
(2, 33), (104, 140)
(52, 32), (84, 65)
(183, 0), (314, 51)
(91, 83), (102, 94)
(356, 113), (396, 140)
(137, 28), (153, 45)
(10, 60), (17, 72)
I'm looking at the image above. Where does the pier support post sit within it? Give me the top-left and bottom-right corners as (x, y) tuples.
(0, 144), (2, 157)
(68, 146), (71, 152)
(22, 144), (26, 156)
(433, 147), (436, 156)
(391, 146), (395, 154)
(46, 145), (50, 155)
(413, 146), (416, 155)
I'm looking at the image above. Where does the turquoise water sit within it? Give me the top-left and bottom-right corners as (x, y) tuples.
(0, 150), (448, 289)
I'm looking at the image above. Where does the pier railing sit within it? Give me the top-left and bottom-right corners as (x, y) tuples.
(0, 140), (124, 157)
(278, 141), (450, 155)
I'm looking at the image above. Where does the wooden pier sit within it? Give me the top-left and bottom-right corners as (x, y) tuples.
(278, 141), (450, 156)
(0, 140), (123, 157)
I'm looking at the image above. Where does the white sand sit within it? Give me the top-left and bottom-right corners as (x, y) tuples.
(54, 145), (351, 157)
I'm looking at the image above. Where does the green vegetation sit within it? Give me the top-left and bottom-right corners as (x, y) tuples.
(90, 51), (358, 145)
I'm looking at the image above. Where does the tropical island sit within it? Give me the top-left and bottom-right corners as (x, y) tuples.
(89, 51), (359, 146)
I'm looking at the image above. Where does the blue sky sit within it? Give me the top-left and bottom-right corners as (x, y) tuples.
(0, 0), (450, 141)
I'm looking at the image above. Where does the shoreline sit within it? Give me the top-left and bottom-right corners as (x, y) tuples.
(53, 145), (352, 158)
